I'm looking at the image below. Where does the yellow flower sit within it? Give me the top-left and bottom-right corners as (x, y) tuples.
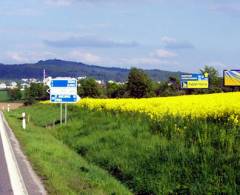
(45, 92), (240, 122)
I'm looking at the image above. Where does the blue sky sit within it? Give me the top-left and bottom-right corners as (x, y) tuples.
(0, 0), (239, 72)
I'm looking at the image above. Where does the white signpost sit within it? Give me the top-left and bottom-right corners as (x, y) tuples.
(48, 78), (80, 125)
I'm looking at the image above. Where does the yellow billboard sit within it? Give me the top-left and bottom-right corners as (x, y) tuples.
(187, 80), (209, 88)
(181, 73), (209, 89)
(224, 70), (240, 86)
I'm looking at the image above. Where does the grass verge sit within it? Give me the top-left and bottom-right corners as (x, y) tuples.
(4, 106), (132, 195)
(5, 103), (240, 194)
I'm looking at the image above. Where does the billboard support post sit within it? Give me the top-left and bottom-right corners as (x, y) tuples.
(60, 103), (63, 126)
(65, 103), (67, 125)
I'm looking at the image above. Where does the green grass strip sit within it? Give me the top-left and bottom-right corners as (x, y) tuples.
(5, 109), (132, 195)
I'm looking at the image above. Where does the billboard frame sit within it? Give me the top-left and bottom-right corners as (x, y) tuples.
(180, 73), (209, 89)
(223, 69), (240, 87)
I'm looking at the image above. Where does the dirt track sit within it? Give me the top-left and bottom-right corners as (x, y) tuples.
(0, 103), (23, 111)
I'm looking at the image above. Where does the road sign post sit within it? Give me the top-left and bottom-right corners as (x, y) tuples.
(49, 78), (80, 125)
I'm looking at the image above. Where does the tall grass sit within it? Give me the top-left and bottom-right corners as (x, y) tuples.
(6, 104), (240, 194)
(5, 105), (132, 195)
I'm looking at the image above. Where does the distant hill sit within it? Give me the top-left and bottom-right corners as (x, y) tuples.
(0, 59), (184, 81)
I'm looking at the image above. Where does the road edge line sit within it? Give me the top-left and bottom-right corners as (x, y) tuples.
(2, 112), (47, 195)
(0, 112), (28, 195)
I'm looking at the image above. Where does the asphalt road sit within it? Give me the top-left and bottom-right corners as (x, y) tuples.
(0, 132), (13, 195)
(0, 112), (46, 195)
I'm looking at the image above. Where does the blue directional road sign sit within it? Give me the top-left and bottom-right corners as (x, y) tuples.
(51, 79), (77, 88)
(50, 78), (80, 103)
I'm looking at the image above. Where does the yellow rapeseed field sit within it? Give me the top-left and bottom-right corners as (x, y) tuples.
(78, 92), (240, 123)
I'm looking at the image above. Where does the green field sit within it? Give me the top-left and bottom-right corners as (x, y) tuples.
(5, 104), (240, 194)
(0, 90), (10, 102)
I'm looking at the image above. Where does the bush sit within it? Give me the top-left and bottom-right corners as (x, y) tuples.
(78, 78), (103, 98)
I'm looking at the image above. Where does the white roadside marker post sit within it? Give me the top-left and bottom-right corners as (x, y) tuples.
(22, 112), (26, 130)
(7, 104), (10, 112)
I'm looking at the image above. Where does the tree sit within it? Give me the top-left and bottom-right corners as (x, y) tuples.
(200, 65), (219, 86)
(107, 82), (127, 98)
(24, 83), (49, 105)
(155, 76), (184, 97)
(78, 78), (102, 98)
(155, 81), (170, 96)
(200, 65), (222, 93)
(168, 76), (181, 91)
(8, 86), (22, 101)
(127, 68), (153, 98)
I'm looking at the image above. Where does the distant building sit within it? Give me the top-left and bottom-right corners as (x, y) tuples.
(107, 80), (125, 85)
(77, 76), (87, 80)
(21, 83), (30, 91)
(29, 78), (38, 83)
(7, 82), (18, 89)
(117, 82), (125, 85)
(108, 80), (115, 84)
(21, 78), (39, 83)
(21, 78), (28, 82)
(43, 76), (52, 86)
(0, 83), (7, 89)
(95, 80), (104, 85)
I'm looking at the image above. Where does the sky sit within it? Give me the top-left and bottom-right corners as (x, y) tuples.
(0, 0), (239, 72)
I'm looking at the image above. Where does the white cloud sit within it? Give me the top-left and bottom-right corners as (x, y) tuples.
(0, 8), (42, 16)
(5, 50), (102, 65)
(151, 49), (177, 58)
(210, 4), (240, 15)
(114, 49), (180, 69)
(161, 36), (195, 50)
(4, 51), (56, 63)
(62, 48), (179, 69)
(5, 52), (30, 63)
(44, 36), (139, 48)
(122, 57), (179, 66)
(45, 0), (74, 6)
(206, 61), (233, 74)
(161, 36), (176, 44)
(44, 0), (164, 7)
(3, 48), (179, 70)
(65, 50), (102, 64)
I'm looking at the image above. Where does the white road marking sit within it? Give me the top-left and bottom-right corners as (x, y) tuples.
(0, 113), (28, 195)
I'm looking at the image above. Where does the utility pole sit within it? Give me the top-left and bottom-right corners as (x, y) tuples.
(43, 69), (46, 85)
